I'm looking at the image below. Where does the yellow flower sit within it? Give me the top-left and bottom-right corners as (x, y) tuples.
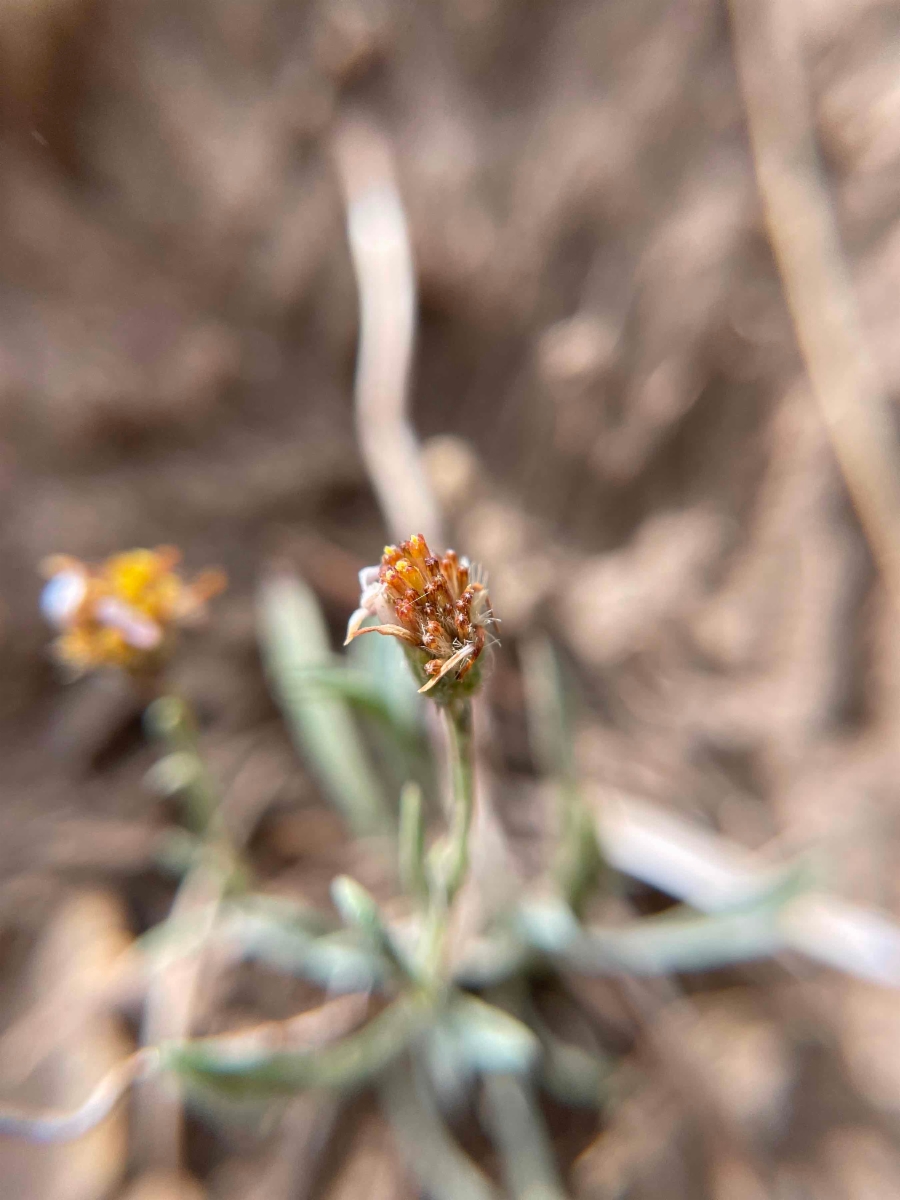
(345, 534), (496, 697)
(40, 547), (226, 676)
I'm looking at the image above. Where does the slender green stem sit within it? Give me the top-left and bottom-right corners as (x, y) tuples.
(415, 699), (475, 988)
(398, 781), (427, 901)
(145, 695), (220, 836)
(146, 693), (249, 897)
(444, 699), (474, 901)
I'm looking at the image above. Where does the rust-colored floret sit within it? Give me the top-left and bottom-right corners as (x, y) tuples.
(345, 535), (495, 695)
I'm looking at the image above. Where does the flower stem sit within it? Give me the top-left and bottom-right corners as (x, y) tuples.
(443, 699), (474, 901)
(416, 699), (475, 987)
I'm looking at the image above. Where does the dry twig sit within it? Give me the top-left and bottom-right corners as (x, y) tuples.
(728, 0), (900, 606)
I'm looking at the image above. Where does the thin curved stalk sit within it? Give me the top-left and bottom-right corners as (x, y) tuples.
(444, 700), (474, 902)
(334, 117), (442, 549)
(0, 1049), (159, 1143)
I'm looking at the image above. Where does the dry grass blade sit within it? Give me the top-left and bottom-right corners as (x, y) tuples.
(728, 0), (900, 606)
(333, 116), (442, 548)
(593, 791), (900, 985)
(594, 792), (783, 912)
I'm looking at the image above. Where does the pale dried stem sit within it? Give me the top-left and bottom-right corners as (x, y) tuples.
(728, 0), (900, 606)
(0, 995), (365, 1146)
(0, 1047), (159, 1143)
(333, 116), (443, 548)
(134, 704), (261, 1170)
(136, 859), (222, 1170)
(181, 992), (370, 1057)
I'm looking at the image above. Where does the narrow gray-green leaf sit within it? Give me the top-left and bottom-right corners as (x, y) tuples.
(482, 1073), (570, 1200)
(164, 995), (428, 1098)
(224, 901), (387, 991)
(258, 573), (390, 836)
(381, 1059), (500, 1200)
(347, 626), (424, 736)
(437, 994), (540, 1075)
(452, 930), (534, 988)
(284, 664), (422, 747)
(516, 897), (583, 954)
(144, 696), (220, 834)
(520, 636), (602, 911)
(544, 904), (782, 975)
(331, 875), (382, 937)
(536, 1032), (609, 1110)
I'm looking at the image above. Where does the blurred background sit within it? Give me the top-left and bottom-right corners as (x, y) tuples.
(4, 0), (900, 1196)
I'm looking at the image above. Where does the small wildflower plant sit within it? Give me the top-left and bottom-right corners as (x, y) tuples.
(10, 534), (839, 1200)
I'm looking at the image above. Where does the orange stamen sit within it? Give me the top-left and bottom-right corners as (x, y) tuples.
(394, 558), (425, 592)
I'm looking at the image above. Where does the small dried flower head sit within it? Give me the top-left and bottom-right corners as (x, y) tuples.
(345, 534), (496, 699)
(40, 546), (226, 677)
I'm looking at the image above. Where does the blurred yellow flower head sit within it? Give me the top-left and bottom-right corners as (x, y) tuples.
(40, 546), (226, 676)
